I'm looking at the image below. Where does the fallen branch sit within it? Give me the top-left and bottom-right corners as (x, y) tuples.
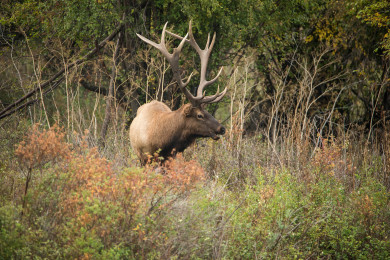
(0, 77), (64, 120)
(78, 78), (130, 109)
(79, 79), (108, 96)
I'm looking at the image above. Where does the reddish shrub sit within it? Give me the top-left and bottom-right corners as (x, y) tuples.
(15, 124), (71, 170)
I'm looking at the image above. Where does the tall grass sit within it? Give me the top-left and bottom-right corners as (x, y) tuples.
(0, 116), (389, 259)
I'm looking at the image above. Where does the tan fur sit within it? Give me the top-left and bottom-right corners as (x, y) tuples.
(130, 101), (225, 165)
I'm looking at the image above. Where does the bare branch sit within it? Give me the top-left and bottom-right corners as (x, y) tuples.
(0, 21), (124, 120)
(79, 79), (108, 96)
(0, 77), (64, 120)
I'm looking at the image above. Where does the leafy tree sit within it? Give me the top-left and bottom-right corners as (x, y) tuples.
(354, 0), (390, 56)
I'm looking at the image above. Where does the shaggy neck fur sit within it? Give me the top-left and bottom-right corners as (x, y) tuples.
(164, 105), (198, 154)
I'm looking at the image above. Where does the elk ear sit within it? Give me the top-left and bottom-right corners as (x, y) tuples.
(183, 104), (193, 117)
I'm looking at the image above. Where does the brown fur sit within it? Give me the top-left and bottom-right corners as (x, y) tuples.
(130, 100), (225, 165)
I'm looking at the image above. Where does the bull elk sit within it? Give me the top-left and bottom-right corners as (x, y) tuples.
(130, 21), (227, 165)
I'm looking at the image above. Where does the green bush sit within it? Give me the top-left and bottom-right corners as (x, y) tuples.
(223, 168), (390, 258)
(0, 205), (25, 259)
(0, 124), (389, 259)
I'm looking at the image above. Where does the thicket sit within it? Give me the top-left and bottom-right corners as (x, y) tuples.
(1, 119), (390, 259)
(1, 0), (390, 258)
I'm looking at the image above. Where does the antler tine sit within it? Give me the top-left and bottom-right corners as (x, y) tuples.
(161, 22), (167, 45)
(211, 87), (228, 103)
(184, 21), (224, 103)
(196, 66), (223, 97)
(172, 34), (205, 104)
(137, 23), (204, 105)
(136, 33), (161, 50)
(166, 30), (190, 42)
(209, 32), (216, 52)
(205, 33), (210, 49)
(201, 85), (228, 104)
(137, 21), (227, 106)
(136, 22), (172, 60)
(187, 20), (201, 53)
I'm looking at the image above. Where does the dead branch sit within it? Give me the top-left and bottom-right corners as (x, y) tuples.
(0, 77), (64, 120)
(0, 21), (124, 120)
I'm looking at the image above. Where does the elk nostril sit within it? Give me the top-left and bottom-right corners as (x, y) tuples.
(220, 126), (226, 135)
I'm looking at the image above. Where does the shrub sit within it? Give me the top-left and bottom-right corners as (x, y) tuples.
(0, 205), (25, 259)
(1, 123), (390, 259)
(14, 124), (71, 213)
(15, 124), (71, 171)
(222, 164), (390, 258)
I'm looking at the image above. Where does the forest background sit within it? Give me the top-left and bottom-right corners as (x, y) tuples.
(1, 0), (390, 258)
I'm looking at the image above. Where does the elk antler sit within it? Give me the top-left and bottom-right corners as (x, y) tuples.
(137, 21), (227, 106)
(136, 23), (200, 104)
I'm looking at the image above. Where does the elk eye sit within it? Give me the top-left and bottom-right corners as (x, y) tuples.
(197, 114), (204, 119)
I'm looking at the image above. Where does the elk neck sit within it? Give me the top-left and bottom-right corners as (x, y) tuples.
(171, 104), (198, 150)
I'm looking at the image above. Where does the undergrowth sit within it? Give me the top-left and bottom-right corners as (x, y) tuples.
(0, 122), (389, 259)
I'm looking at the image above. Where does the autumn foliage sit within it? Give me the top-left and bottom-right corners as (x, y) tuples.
(1, 123), (389, 259)
(15, 124), (71, 170)
(10, 125), (206, 258)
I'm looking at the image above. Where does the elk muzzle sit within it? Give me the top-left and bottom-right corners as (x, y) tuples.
(210, 125), (226, 140)
(217, 126), (226, 135)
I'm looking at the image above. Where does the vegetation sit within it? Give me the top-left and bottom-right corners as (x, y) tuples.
(1, 0), (390, 258)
